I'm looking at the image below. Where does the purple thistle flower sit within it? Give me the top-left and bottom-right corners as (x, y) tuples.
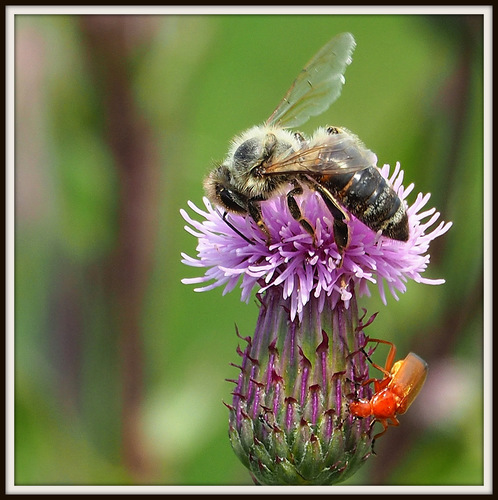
(181, 160), (450, 484)
(181, 162), (452, 322)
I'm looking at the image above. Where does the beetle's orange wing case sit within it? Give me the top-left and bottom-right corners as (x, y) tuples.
(389, 352), (428, 414)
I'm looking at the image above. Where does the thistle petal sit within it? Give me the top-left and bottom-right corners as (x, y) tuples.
(181, 164), (451, 321)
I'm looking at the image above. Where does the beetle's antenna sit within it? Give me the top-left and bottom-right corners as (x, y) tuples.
(360, 337), (382, 366)
(361, 347), (375, 366)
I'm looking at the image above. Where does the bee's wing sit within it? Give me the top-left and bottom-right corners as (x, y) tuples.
(263, 133), (376, 176)
(265, 32), (356, 129)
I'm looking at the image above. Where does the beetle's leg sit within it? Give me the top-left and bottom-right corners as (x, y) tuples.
(368, 418), (386, 455)
(286, 181), (316, 241)
(372, 419), (389, 442)
(365, 338), (397, 374)
(345, 374), (366, 399)
(362, 378), (390, 395)
(361, 377), (379, 387)
(372, 416), (400, 451)
(364, 360), (391, 380)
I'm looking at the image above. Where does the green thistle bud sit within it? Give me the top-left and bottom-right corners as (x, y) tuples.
(226, 285), (375, 485)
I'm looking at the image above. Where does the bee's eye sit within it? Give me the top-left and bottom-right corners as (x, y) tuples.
(217, 186), (247, 214)
(233, 138), (262, 171)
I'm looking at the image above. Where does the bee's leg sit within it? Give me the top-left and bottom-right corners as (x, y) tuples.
(333, 220), (349, 257)
(326, 126), (341, 135)
(247, 199), (271, 244)
(293, 131), (308, 147)
(316, 190), (350, 265)
(301, 176), (350, 265)
(286, 182), (316, 241)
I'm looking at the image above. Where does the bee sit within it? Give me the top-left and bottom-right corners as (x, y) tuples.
(204, 33), (409, 257)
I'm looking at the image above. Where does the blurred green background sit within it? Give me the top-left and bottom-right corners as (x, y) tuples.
(15, 14), (485, 486)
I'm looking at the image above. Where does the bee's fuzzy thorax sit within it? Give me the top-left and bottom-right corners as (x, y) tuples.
(224, 125), (304, 164)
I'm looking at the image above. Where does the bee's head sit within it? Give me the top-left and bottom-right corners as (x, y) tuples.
(203, 164), (249, 214)
(204, 126), (302, 212)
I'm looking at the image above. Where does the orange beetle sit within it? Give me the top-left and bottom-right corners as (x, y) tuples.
(349, 337), (428, 441)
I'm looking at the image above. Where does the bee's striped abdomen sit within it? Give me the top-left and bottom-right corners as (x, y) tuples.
(329, 166), (409, 241)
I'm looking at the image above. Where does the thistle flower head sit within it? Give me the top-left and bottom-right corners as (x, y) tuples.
(181, 163), (452, 322)
(181, 159), (451, 484)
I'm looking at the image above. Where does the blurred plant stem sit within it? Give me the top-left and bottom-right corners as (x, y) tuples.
(79, 16), (160, 480)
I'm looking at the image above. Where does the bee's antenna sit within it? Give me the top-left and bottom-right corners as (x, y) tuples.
(217, 209), (256, 245)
